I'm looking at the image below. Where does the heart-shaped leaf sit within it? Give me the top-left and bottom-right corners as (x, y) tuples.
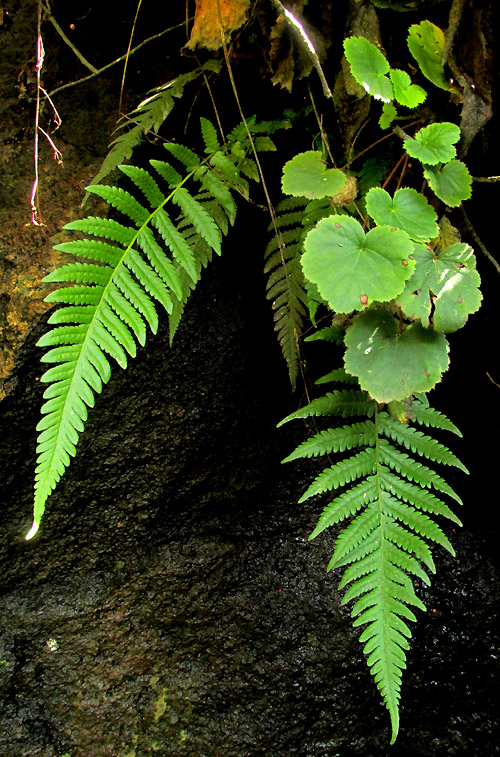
(344, 308), (450, 402)
(344, 36), (393, 102)
(389, 69), (426, 108)
(281, 151), (347, 199)
(302, 215), (415, 313)
(366, 187), (438, 242)
(404, 123), (460, 165)
(423, 160), (472, 207)
(407, 20), (453, 91)
(396, 242), (482, 332)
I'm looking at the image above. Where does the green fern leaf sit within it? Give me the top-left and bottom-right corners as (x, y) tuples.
(379, 468), (462, 525)
(200, 116), (220, 153)
(299, 447), (377, 502)
(47, 306), (94, 325)
(382, 492), (454, 554)
(378, 413), (468, 471)
(196, 167), (237, 223)
(383, 518), (435, 573)
(378, 439), (462, 504)
(152, 208), (197, 281)
(171, 188), (221, 254)
(280, 387), (464, 742)
(315, 368), (359, 385)
(87, 185), (149, 226)
(114, 266), (158, 332)
(411, 398), (462, 436)
(278, 390), (375, 426)
(282, 420), (376, 462)
(65, 217), (136, 245)
(304, 325), (344, 344)
(263, 198), (310, 388)
(53, 239), (123, 266)
(45, 286), (104, 305)
(309, 475), (379, 538)
(119, 164), (165, 208)
(43, 262), (114, 287)
(165, 142), (201, 171)
(149, 159), (183, 188)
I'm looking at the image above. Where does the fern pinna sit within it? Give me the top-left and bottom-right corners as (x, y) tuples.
(28, 118), (270, 539)
(279, 370), (465, 743)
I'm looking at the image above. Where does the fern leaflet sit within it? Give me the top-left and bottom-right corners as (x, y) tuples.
(280, 381), (464, 743)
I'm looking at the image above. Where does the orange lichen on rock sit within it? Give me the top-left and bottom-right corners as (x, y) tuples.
(186, 0), (251, 51)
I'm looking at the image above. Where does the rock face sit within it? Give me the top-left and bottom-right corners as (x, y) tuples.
(0, 253), (499, 757)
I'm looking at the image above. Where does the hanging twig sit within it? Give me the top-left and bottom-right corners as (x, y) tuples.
(461, 206), (500, 275)
(442, 0), (467, 66)
(30, 2), (44, 226)
(268, 0), (332, 100)
(118, 0), (143, 115)
(41, 1), (97, 73)
(472, 175), (500, 183)
(486, 371), (500, 390)
(47, 19), (190, 98)
(30, 2), (64, 224)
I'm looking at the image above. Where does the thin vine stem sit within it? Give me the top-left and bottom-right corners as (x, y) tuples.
(118, 0), (143, 116)
(47, 19), (190, 98)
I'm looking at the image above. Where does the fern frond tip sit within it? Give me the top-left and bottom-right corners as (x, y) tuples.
(25, 521), (39, 541)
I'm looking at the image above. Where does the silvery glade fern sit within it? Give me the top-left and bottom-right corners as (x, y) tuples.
(279, 369), (465, 742)
(28, 116), (277, 540)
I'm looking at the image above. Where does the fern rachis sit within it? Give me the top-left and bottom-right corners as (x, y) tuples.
(280, 379), (464, 742)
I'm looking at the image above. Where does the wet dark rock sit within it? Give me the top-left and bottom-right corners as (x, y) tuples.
(0, 249), (499, 757)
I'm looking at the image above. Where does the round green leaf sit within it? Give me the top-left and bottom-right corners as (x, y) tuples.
(281, 151), (347, 199)
(407, 20), (453, 91)
(302, 215), (415, 313)
(344, 308), (450, 402)
(366, 187), (438, 242)
(389, 69), (426, 108)
(404, 123), (460, 165)
(343, 37), (393, 103)
(396, 242), (482, 332)
(423, 160), (472, 207)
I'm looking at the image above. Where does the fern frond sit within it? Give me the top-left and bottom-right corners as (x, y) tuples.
(263, 198), (310, 389)
(280, 384), (465, 742)
(30, 118), (263, 538)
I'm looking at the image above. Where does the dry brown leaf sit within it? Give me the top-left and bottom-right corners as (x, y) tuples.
(186, 0), (251, 51)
